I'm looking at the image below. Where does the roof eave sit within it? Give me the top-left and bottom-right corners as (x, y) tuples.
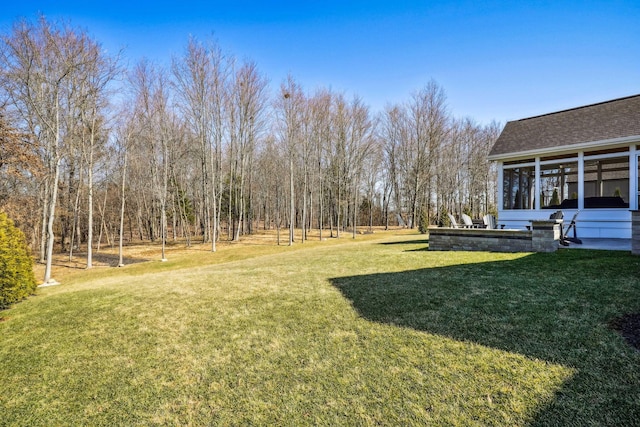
(487, 134), (640, 162)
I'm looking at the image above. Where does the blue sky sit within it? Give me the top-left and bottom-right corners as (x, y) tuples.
(2, 1), (638, 124)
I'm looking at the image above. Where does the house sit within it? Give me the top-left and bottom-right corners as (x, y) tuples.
(488, 94), (640, 238)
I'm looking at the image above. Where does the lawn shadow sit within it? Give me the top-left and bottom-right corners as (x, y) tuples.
(379, 239), (430, 246)
(331, 250), (640, 426)
(90, 252), (150, 267)
(405, 246), (430, 252)
(48, 252), (151, 269)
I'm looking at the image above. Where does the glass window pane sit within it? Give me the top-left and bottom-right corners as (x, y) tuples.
(540, 162), (578, 209)
(503, 166), (534, 210)
(583, 156), (629, 208)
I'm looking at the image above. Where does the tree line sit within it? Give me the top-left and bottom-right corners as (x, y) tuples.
(0, 16), (498, 282)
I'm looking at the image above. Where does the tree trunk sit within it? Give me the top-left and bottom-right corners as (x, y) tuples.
(69, 161), (84, 261)
(86, 117), (96, 269)
(118, 150), (127, 267)
(289, 156), (294, 246)
(43, 156), (61, 284)
(39, 183), (49, 263)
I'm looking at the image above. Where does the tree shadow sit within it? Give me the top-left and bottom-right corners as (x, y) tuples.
(331, 250), (640, 426)
(379, 239), (430, 246)
(90, 253), (149, 267)
(47, 253), (150, 269)
(405, 246), (430, 252)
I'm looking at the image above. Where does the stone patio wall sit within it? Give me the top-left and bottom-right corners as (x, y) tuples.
(428, 220), (561, 253)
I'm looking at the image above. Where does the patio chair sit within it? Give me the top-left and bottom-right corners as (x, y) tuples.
(549, 210), (569, 246)
(549, 210), (563, 221)
(461, 213), (475, 228)
(447, 213), (460, 228)
(482, 214), (504, 230)
(563, 211), (582, 244)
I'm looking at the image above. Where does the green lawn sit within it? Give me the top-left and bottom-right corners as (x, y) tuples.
(1, 232), (639, 426)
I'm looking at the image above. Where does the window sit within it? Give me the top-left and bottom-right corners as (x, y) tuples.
(583, 156), (629, 208)
(503, 166), (534, 210)
(540, 162), (578, 209)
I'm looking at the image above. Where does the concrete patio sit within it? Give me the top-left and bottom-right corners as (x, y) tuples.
(560, 238), (632, 251)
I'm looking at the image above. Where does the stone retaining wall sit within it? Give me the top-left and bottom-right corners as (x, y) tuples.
(428, 220), (561, 253)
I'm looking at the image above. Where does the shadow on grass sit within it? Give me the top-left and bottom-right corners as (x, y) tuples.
(331, 250), (640, 426)
(46, 253), (151, 269)
(379, 239), (430, 246)
(91, 253), (150, 267)
(405, 246), (430, 252)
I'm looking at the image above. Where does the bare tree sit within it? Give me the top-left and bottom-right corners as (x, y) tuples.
(362, 135), (383, 232)
(276, 76), (305, 246)
(111, 108), (137, 267)
(407, 81), (449, 227)
(345, 96), (375, 238)
(0, 16), (111, 283)
(128, 60), (173, 260)
(227, 61), (268, 241)
(308, 89), (333, 240)
(172, 37), (230, 250)
(79, 39), (119, 268)
(380, 105), (409, 227)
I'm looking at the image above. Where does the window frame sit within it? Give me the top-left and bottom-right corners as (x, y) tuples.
(582, 152), (630, 208)
(502, 163), (535, 210)
(538, 159), (579, 209)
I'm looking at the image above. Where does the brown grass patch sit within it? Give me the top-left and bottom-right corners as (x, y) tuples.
(32, 227), (411, 282)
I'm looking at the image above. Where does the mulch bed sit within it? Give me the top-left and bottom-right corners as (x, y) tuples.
(609, 313), (640, 351)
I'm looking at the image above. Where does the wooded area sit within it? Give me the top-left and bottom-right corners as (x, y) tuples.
(0, 16), (498, 282)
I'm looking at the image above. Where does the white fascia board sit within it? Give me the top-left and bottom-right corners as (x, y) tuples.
(488, 135), (640, 162)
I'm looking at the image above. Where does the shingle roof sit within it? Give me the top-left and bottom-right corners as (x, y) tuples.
(489, 94), (640, 159)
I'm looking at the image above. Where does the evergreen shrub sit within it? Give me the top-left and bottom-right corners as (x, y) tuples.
(418, 208), (429, 234)
(437, 206), (450, 228)
(0, 212), (37, 309)
(550, 188), (560, 206)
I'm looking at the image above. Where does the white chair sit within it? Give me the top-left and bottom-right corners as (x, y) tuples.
(461, 213), (475, 228)
(447, 213), (459, 228)
(483, 214), (504, 230)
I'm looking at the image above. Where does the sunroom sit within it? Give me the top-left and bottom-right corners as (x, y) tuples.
(488, 94), (640, 239)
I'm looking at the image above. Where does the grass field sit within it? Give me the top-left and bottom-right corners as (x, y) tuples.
(1, 230), (639, 426)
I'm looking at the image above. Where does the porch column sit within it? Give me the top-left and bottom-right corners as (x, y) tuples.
(534, 157), (541, 210)
(630, 145), (637, 210)
(577, 152), (585, 210)
(497, 161), (503, 211)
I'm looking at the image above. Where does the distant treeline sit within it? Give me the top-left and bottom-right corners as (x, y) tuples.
(0, 15), (498, 281)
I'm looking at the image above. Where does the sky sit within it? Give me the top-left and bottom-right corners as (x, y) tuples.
(1, 1), (639, 125)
